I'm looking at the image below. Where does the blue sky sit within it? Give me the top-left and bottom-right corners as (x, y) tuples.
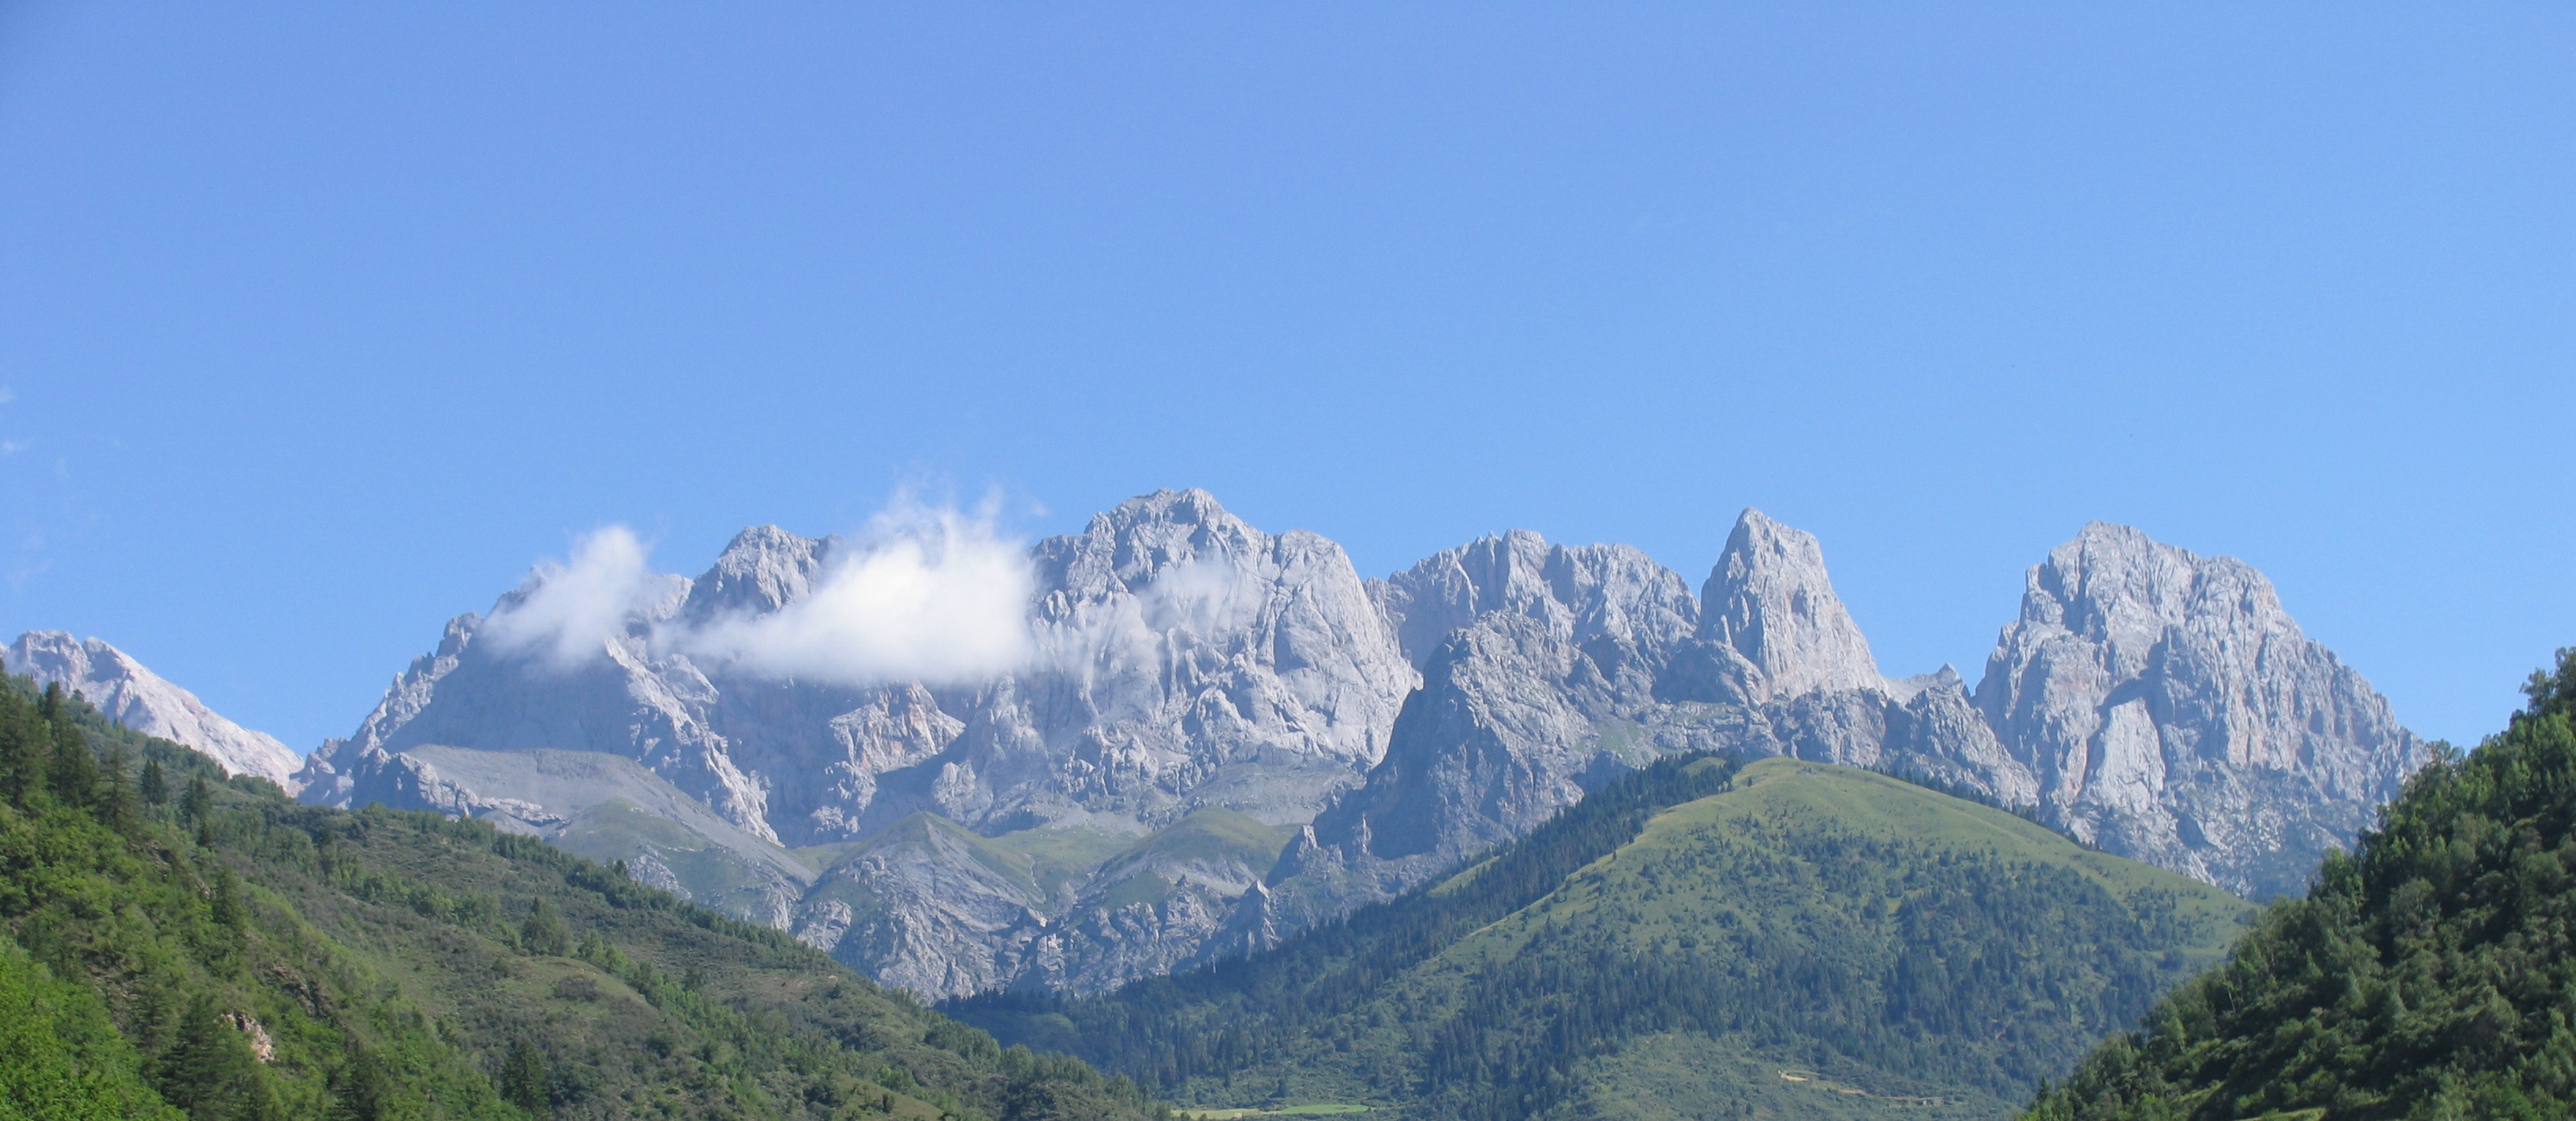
(1, 4), (2567, 752)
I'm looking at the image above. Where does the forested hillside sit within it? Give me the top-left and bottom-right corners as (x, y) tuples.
(957, 755), (2249, 1120)
(2026, 651), (2576, 1121)
(0, 674), (1162, 1121)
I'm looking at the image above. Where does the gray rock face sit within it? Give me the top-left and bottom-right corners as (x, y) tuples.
(1975, 522), (2425, 898)
(794, 807), (1293, 997)
(1285, 516), (2412, 914)
(1273, 513), (2030, 919)
(1277, 533), (1698, 911)
(300, 489), (1414, 847)
(1681, 509), (1888, 703)
(6, 631), (305, 788)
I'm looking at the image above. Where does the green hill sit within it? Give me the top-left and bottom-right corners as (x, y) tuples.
(0, 674), (1165, 1121)
(2026, 651), (2576, 1121)
(955, 754), (2250, 1120)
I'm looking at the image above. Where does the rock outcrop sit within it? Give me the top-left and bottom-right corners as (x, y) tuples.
(1274, 532), (1697, 913)
(5, 631), (304, 788)
(1975, 522), (2425, 898)
(794, 806), (1294, 996)
(1668, 509), (1887, 704)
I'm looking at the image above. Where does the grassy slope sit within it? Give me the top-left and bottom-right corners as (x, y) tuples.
(0, 677), (1163, 1121)
(1086, 809), (1295, 913)
(381, 744), (818, 924)
(797, 809), (1294, 957)
(967, 757), (2249, 1121)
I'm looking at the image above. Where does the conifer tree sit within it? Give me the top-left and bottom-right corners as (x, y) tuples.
(140, 757), (168, 805)
(0, 691), (33, 808)
(326, 1048), (391, 1121)
(102, 745), (136, 829)
(182, 774), (212, 824)
(500, 1037), (548, 1115)
(48, 720), (97, 809)
(209, 863), (247, 934)
(158, 995), (256, 1121)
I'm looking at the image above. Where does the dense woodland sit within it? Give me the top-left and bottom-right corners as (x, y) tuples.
(957, 754), (2243, 1120)
(2027, 651), (2576, 1120)
(0, 675), (1160, 1121)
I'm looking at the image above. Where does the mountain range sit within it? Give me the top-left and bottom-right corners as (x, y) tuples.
(9, 489), (2426, 1000)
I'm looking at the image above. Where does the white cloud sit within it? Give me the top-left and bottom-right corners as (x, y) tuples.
(669, 502), (1034, 686)
(481, 526), (672, 670)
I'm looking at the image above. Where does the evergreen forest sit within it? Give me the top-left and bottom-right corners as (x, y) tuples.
(2026, 649), (2576, 1120)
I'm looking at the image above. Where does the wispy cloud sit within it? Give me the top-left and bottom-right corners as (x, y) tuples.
(480, 526), (680, 670)
(1031, 551), (1266, 676)
(483, 499), (1037, 687)
(668, 499), (1033, 686)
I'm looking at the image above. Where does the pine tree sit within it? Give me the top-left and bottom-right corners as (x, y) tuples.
(182, 775), (212, 825)
(233, 1063), (286, 1121)
(209, 863), (247, 934)
(500, 1037), (549, 1115)
(0, 692), (34, 808)
(48, 721), (97, 809)
(141, 757), (168, 806)
(101, 745), (136, 830)
(326, 1048), (391, 1121)
(157, 995), (253, 1121)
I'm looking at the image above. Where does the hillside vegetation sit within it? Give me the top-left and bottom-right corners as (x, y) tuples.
(0, 674), (1162, 1121)
(957, 754), (2249, 1120)
(2026, 651), (2576, 1120)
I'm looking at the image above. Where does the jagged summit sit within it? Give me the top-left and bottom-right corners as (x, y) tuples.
(4, 630), (304, 788)
(1370, 529), (1698, 671)
(1697, 508), (1885, 701)
(683, 524), (838, 621)
(1974, 521), (2423, 897)
(1277, 510), (2031, 921)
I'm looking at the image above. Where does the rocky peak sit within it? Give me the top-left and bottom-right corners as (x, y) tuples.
(1371, 531), (1698, 670)
(2027, 522), (2218, 673)
(681, 525), (834, 621)
(1975, 522), (2424, 897)
(1033, 488), (1272, 609)
(5, 630), (305, 789)
(1676, 509), (1885, 703)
